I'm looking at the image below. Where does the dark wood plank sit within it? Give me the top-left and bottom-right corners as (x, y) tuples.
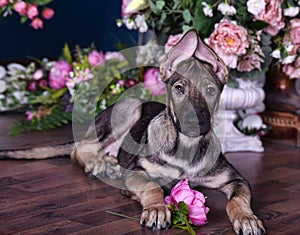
(0, 113), (300, 234)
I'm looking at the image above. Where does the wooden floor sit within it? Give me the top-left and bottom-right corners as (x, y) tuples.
(0, 114), (300, 234)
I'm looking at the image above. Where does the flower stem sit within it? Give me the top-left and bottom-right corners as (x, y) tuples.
(105, 210), (140, 221)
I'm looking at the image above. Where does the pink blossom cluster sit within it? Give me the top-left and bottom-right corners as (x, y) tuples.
(282, 19), (300, 79)
(165, 178), (210, 226)
(25, 106), (51, 121)
(0, 0), (55, 30)
(27, 69), (47, 91)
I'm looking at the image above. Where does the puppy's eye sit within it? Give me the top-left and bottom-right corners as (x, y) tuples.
(175, 84), (184, 94)
(206, 86), (216, 96)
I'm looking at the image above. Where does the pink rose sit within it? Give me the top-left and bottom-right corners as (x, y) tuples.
(88, 50), (105, 67)
(49, 60), (72, 90)
(290, 19), (300, 45)
(207, 19), (249, 69)
(13, 1), (27, 15)
(255, 0), (285, 36)
(30, 17), (43, 30)
(42, 8), (55, 20)
(27, 4), (38, 19)
(0, 0), (8, 7)
(165, 33), (184, 53)
(165, 178), (210, 226)
(143, 68), (166, 96)
(27, 81), (37, 91)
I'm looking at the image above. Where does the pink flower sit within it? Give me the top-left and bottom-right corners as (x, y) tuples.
(290, 19), (300, 45)
(27, 81), (37, 91)
(237, 53), (264, 72)
(165, 178), (210, 226)
(143, 68), (166, 96)
(207, 19), (249, 69)
(88, 50), (105, 67)
(282, 57), (300, 79)
(33, 69), (43, 80)
(13, 1), (27, 16)
(30, 17), (43, 30)
(42, 8), (55, 20)
(122, 0), (137, 18)
(49, 60), (72, 90)
(165, 33), (184, 53)
(38, 79), (47, 88)
(25, 111), (34, 121)
(255, 0), (285, 36)
(74, 68), (94, 84)
(125, 78), (138, 88)
(27, 4), (38, 19)
(0, 0), (8, 7)
(104, 51), (125, 61)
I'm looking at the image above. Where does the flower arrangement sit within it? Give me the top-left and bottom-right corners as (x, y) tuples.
(0, 43), (167, 135)
(0, 0), (55, 29)
(118, 0), (300, 86)
(164, 178), (210, 235)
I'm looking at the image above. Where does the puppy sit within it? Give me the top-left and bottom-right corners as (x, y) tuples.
(0, 30), (266, 235)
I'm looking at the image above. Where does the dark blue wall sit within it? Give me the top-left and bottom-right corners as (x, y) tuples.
(0, 0), (137, 61)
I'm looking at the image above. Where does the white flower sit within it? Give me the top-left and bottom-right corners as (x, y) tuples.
(0, 80), (7, 93)
(201, 2), (213, 17)
(217, 3), (236, 16)
(271, 49), (281, 59)
(124, 18), (136, 30)
(100, 99), (107, 110)
(282, 55), (297, 64)
(135, 14), (148, 33)
(241, 114), (263, 130)
(0, 66), (6, 80)
(247, 0), (266, 16)
(284, 7), (299, 17)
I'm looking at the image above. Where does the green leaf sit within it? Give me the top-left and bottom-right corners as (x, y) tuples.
(156, 0), (165, 10)
(148, 0), (158, 14)
(186, 222), (196, 235)
(178, 201), (189, 215)
(51, 88), (68, 100)
(63, 43), (73, 64)
(251, 20), (269, 31)
(31, 0), (53, 6)
(182, 9), (192, 23)
(20, 16), (28, 24)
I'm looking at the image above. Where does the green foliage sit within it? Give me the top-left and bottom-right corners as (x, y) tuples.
(9, 108), (75, 137)
(169, 201), (197, 235)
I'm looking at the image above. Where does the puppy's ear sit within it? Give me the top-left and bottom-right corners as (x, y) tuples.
(194, 36), (228, 84)
(160, 30), (198, 81)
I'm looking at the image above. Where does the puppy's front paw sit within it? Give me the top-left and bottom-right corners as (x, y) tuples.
(140, 203), (171, 230)
(232, 213), (266, 235)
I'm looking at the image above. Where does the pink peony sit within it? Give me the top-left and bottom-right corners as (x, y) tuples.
(13, 1), (27, 15)
(207, 19), (249, 69)
(290, 19), (300, 45)
(42, 8), (55, 20)
(237, 53), (264, 72)
(143, 68), (166, 96)
(165, 33), (184, 53)
(0, 0), (8, 7)
(30, 17), (43, 30)
(165, 178), (210, 226)
(27, 4), (38, 19)
(88, 50), (105, 67)
(49, 60), (72, 90)
(255, 0), (285, 36)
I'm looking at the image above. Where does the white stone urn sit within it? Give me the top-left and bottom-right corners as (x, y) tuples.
(214, 78), (265, 153)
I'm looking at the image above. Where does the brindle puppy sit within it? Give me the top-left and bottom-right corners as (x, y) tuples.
(0, 30), (265, 235)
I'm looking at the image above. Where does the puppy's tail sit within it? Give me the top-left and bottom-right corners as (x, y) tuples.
(0, 143), (74, 159)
